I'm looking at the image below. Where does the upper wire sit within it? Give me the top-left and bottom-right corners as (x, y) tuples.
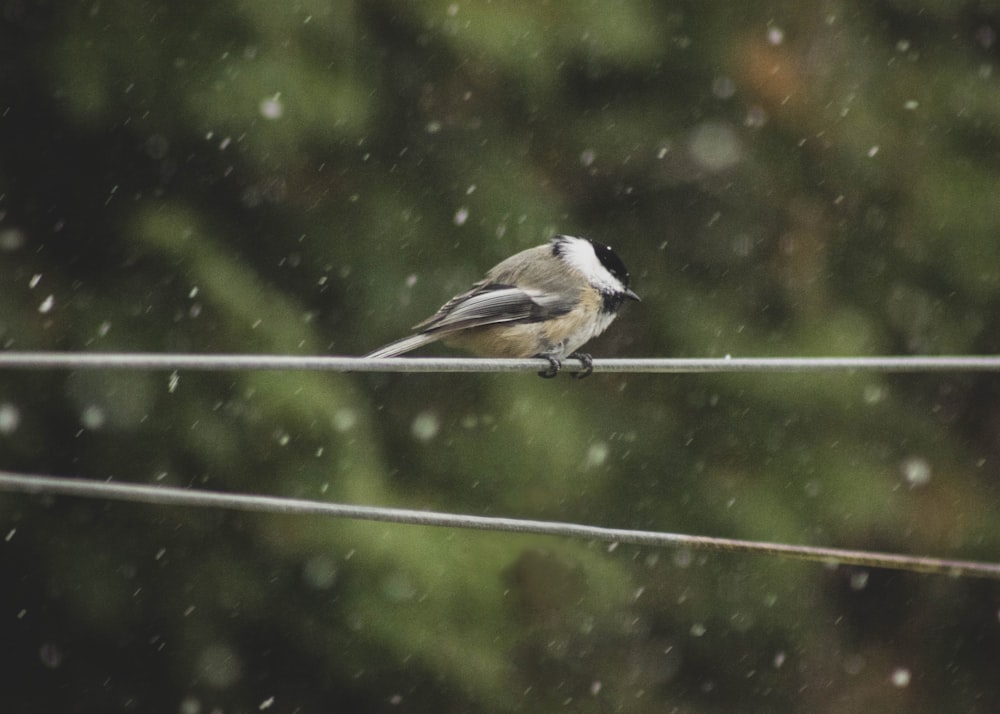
(2, 352), (1000, 373)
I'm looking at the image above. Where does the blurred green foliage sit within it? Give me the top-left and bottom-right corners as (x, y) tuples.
(2, 1), (1000, 712)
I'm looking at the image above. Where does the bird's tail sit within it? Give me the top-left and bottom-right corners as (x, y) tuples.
(365, 332), (441, 359)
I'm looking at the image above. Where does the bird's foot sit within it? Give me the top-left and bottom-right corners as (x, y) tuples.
(569, 352), (593, 379)
(537, 355), (561, 378)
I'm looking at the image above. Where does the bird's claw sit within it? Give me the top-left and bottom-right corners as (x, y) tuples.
(537, 355), (561, 378)
(536, 353), (592, 378)
(569, 352), (593, 379)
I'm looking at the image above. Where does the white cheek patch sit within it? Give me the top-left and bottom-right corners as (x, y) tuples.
(557, 236), (623, 293)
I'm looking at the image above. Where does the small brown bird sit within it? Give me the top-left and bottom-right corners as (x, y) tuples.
(366, 235), (639, 377)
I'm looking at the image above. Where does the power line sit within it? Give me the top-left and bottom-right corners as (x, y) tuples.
(1, 471), (997, 580)
(1, 352), (1000, 374)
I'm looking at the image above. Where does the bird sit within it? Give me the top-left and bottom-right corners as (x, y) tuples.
(366, 235), (639, 377)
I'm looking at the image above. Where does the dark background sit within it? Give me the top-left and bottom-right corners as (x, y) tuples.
(2, 1), (1000, 712)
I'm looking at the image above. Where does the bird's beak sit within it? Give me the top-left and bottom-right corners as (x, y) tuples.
(625, 289), (641, 302)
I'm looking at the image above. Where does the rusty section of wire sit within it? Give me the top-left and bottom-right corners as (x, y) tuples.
(1, 351), (1000, 374)
(1, 471), (997, 580)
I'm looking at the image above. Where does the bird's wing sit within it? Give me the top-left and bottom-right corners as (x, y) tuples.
(414, 283), (577, 334)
